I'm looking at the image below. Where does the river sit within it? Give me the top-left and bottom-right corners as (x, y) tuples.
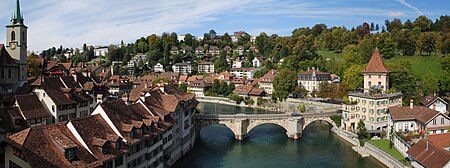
(172, 102), (386, 168)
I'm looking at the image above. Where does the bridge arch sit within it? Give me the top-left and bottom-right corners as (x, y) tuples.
(247, 119), (289, 135)
(303, 117), (337, 130)
(195, 119), (239, 138)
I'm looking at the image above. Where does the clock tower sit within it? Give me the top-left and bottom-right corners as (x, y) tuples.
(6, 0), (27, 82)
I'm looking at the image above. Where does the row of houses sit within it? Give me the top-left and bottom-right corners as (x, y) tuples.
(2, 83), (198, 168)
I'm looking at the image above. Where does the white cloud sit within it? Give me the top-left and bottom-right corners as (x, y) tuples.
(385, 11), (407, 17)
(395, 0), (423, 16)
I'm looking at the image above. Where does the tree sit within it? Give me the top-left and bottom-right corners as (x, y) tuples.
(357, 120), (369, 146)
(178, 83), (188, 92)
(184, 33), (193, 46)
(381, 37), (397, 59)
(421, 71), (439, 95)
(342, 64), (365, 89)
(442, 38), (450, 56)
(416, 32), (437, 56)
(27, 53), (41, 78)
(212, 79), (220, 94)
(273, 69), (298, 101)
(387, 62), (421, 106)
(414, 15), (432, 32)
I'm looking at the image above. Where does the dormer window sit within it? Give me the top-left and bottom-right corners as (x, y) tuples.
(115, 141), (122, 149)
(102, 146), (108, 154)
(65, 148), (75, 161)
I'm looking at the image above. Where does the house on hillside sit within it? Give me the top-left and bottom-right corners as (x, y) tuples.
(420, 94), (448, 114)
(252, 56), (264, 68)
(154, 63), (165, 73)
(198, 62), (215, 74)
(297, 67), (332, 94)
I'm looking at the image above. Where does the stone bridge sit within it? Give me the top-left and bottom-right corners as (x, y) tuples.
(196, 112), (340, 140)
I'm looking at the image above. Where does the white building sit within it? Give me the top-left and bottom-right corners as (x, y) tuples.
(420, 95), (448, 114)
(230, 68), (256, 79)
(252, 56), (264, 68)
(172, 63), (192, 75)
(154, 63), (165, 73)
(388, 105), (450, 135)
(297, 67), (332, 93)
(198, 62), (215, 74)
(94, 46), (109, 57)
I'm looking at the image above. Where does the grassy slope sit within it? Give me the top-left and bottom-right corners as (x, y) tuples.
(386, 56), (442, 77)
(317, 51), (443, 77)
(368, 139), (405, 161)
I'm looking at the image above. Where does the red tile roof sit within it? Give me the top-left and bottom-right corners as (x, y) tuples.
(361, 48), (389, 73)
(389, 106), (440, 124)
(407, 139), (450, 168)
(14, 94), (52, 120)
(427, 133), (450, 149)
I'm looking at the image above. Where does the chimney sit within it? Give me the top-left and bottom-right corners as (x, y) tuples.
(410, 99), (414, 109)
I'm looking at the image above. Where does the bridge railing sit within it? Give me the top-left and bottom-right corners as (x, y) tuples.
(196, 111), (342, 120)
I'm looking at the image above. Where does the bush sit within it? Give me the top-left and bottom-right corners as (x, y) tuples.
(257, 98), (269, 107)
(330, 115), (342, 127)
(230, 94), (244, 104)
(244, 97), (255, 106)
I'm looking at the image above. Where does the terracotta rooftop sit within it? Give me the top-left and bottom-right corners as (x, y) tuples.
(389, 106), (440, 124)
(427, 133), (450, 149)
(361, 48), (389, 73)
(407, 138), (450, 168)
(14, 94), (52, 120)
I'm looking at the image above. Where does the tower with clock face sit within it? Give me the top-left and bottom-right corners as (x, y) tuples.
(6, 0), (28, 82)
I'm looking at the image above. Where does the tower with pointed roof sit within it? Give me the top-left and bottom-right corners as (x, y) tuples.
(341, 48), (402, 132)
(6, 0), (28, 82)
(362, 48), (389, 93)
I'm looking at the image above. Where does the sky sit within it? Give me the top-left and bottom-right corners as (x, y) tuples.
(0, 0), (449, 51)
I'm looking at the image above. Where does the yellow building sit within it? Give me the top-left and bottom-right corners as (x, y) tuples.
(342, 48), (402, 132)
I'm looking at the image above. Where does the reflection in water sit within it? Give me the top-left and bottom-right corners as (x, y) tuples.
(173, 119), (386, 168)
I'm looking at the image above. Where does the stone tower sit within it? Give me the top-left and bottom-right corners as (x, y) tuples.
(6, 0), (28, 82)
(361, 48), (389, 93)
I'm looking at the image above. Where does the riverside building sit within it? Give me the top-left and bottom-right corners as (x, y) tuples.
(342, 48), (403, 132)
(4, 84), (198, 168)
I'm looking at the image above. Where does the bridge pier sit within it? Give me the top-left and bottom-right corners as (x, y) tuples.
(234, 118), (249, 141)
(286, 117), (303, 140)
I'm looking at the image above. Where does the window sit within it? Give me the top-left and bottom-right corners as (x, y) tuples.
(11, 31), (15, 41)
(368, 81), (372, 86)
(59, 115), (67, 122)
(115, 156), (123, 167)
(102, 161), (113, 168)
(378, 75), (381, 78)
(65, 149), (75, 161)
(102, 146), (108, 154)
(115, 141), (121, 149)
(368, 75), (371, 78)
(442, 118), (445, 124)
(8, 69), (11, 79)
(433, 119), (437, 125)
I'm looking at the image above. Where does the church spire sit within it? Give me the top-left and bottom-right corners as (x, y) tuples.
(11, 0), (23, 25)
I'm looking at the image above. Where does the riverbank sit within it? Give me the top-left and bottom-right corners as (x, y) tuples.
(196, 96), (281, 113)
(332, 129), (407, 168)
(196, 96), (342, 114)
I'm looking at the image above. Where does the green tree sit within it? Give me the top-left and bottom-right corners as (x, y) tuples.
(416, 32), (437, 56)
(357, 120), (369, 146)
(421, 71), (439, 95)
(273, 69), (298, 101)
(442, 39), (450, 56)
(414, 15), (432, 32)
(381, 37), (397, 59)
(212, 79), (220, 94)
(178, 83), (188, 92)
(342, 64), (364, 89)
